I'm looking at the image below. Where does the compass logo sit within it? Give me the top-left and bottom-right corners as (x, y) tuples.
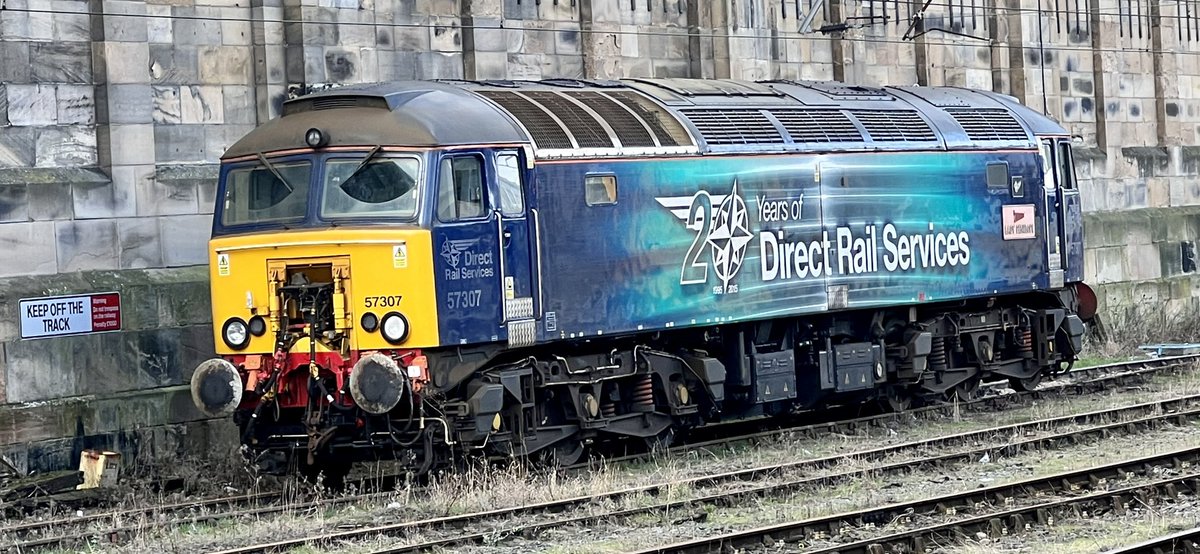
(655, 180), (753, 295)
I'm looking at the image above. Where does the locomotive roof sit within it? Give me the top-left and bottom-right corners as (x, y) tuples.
(222, 79), (1067, 160)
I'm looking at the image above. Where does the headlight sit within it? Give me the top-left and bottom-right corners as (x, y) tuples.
(222, 318), (250, 350)
(380, 312), (409, 344)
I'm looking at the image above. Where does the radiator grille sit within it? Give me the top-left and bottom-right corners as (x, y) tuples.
(682, 110), (783, 145)
(476, 90), (574, 150)
(850, 110), (937, 142)
(770, 109), (863, 143)
(947, 108), (1029, 141)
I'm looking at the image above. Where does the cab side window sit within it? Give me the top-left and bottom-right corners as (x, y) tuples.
(496, 153), (524, 216)
(437, 156), (485, 221)
(1057, 143), (1077, 190)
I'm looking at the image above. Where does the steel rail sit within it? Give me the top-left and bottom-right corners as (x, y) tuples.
(797, 473), (1200, 554)
(5, 353), (1196, 551)
(638, 445), (1200, 554)
(1103, 526), (1200, 554)
(205, 392), (1200, 554)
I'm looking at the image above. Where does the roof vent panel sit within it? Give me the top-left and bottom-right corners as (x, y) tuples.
(682, 109), (783, 146)
(521, 91), (614, 149)
(850, 110), (937, 142)
(947, 108), (1029, 141)
(283, 95), (389, 115)
(476, 90), (574, 150)
(770, 109), (863, 143)
(565, 91), (657, 148)
(605, 91), (694, 147)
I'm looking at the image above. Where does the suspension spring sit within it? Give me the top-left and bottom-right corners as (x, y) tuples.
(1018, 327), (1034, 357)
(632, 374), (655, 412)
(929, 337), (949, 371)
(600, 401), (616, 418)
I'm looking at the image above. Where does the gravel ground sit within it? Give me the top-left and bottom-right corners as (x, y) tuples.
(39, 366), (1200, 553)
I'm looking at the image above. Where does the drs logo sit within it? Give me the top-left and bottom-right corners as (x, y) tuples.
(657, 181), (753, 295)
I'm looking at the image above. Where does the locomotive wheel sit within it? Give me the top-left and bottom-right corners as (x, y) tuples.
(879, 386), (912, 412)
(1009, 371), (1044, 392)
(950, 376), (982, 401)
(643, 427), (676, 454)
(537, 439), (586, 467)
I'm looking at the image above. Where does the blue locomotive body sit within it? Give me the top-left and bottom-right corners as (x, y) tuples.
(196, 78), (1093, 474)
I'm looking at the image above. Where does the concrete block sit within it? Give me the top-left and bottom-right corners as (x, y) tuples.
(0, 221), (57, 277)
(4, 337), (78, 403)
(222, 85), (255, 125)
(27, 183), (74, 221)
(147, 4), (173, 43)
(1125, 243), (1161, 281)
(324, 49), (361, 82)
(118, 218), (163, 269)
(198, 46), (253, 85)
(0, 126), (36, 167)
(7, 84), (57, 126)
(98, 0), (149, 42)
(57, 85), (95, 125)
(149, 45), (200, 85)
(35, 126), (98, 168)
(105, 124), (156, 166)
(156, 282), (212, 328)
(0, 185), (29, 223)
(159, 214), (212, 267)
(155, 124), (209, 163)
(73, 176), (136, 220)
(0, 3), (30, 40)
(206, 124), (254, 162)
(52, 9), (90, 42)
(180, 86), (224, 125)
(1093, 246), (1125, 284)
(137, 172), (198, 217)
(98, 84), (154, 125)
(98, 42), (150, 84)
(0, 42), (31, 84)
(506, 53), (543, 80)
(152, 86), (182, 125)
(221, 13), (252, 46)
(172, 9), (224, 45)
(56, 219), (119, 272)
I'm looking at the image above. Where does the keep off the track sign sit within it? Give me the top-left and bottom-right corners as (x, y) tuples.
(19, 292), (122, 340)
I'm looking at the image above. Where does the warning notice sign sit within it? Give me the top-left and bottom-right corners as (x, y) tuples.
(19, 292), (122, 340)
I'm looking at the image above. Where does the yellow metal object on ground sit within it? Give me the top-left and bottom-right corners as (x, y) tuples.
(76, 450), (121, 490)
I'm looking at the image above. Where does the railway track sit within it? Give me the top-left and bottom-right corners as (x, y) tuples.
(3, 353), (1195, 552)
(205, 391), (1200, 552)
(1105, 526), (1200, 554)
(639, 445), (1200, 554)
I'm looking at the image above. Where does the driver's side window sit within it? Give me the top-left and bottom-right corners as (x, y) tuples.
(437, 156), (485, 221)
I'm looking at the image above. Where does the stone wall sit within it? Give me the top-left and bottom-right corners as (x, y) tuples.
(1, 0), (1197, 472)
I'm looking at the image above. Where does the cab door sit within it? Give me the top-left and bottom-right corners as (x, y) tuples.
(491, 149), (538, 347)
(1039, 139), (1066, 289)
(432, 152), (505, 345)
(1056, 141), (1084, 283)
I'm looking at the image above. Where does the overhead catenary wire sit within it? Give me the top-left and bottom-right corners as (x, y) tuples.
(1, 4), (1199, 57)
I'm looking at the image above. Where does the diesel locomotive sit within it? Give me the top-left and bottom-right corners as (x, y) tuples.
(189, 78), (1095, 477)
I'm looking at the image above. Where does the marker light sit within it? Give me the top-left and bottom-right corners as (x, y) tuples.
(380, 312), (409, 344)
(361, 312), (379, 332)
(222, 318), (250, 350)
(305, 128), (328, 148)
(248, 316), (267, 336)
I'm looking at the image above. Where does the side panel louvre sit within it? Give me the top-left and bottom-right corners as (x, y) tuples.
(770, 109), (863, 143)
(520, 91), (614, 149)
(476, 90), (574, 150)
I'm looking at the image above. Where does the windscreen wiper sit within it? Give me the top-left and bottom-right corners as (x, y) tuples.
(339, 145), (383, 188)
(257, 152), (294, 193)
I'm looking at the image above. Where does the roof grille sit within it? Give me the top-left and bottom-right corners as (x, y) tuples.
(476, 90), (574, 150)
(947, 108), (1028, 141)
(770, 109), (863, 143)
(521, 91), (614, 149)
(606, 91), (693, 147)
(284, 95), (389, 115)
(682, 110), (782, 145)
(565, 91), (656, 147)
(850, 110), (937, 142)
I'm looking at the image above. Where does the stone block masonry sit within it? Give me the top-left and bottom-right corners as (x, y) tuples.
(0, 0), (1198, 472)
